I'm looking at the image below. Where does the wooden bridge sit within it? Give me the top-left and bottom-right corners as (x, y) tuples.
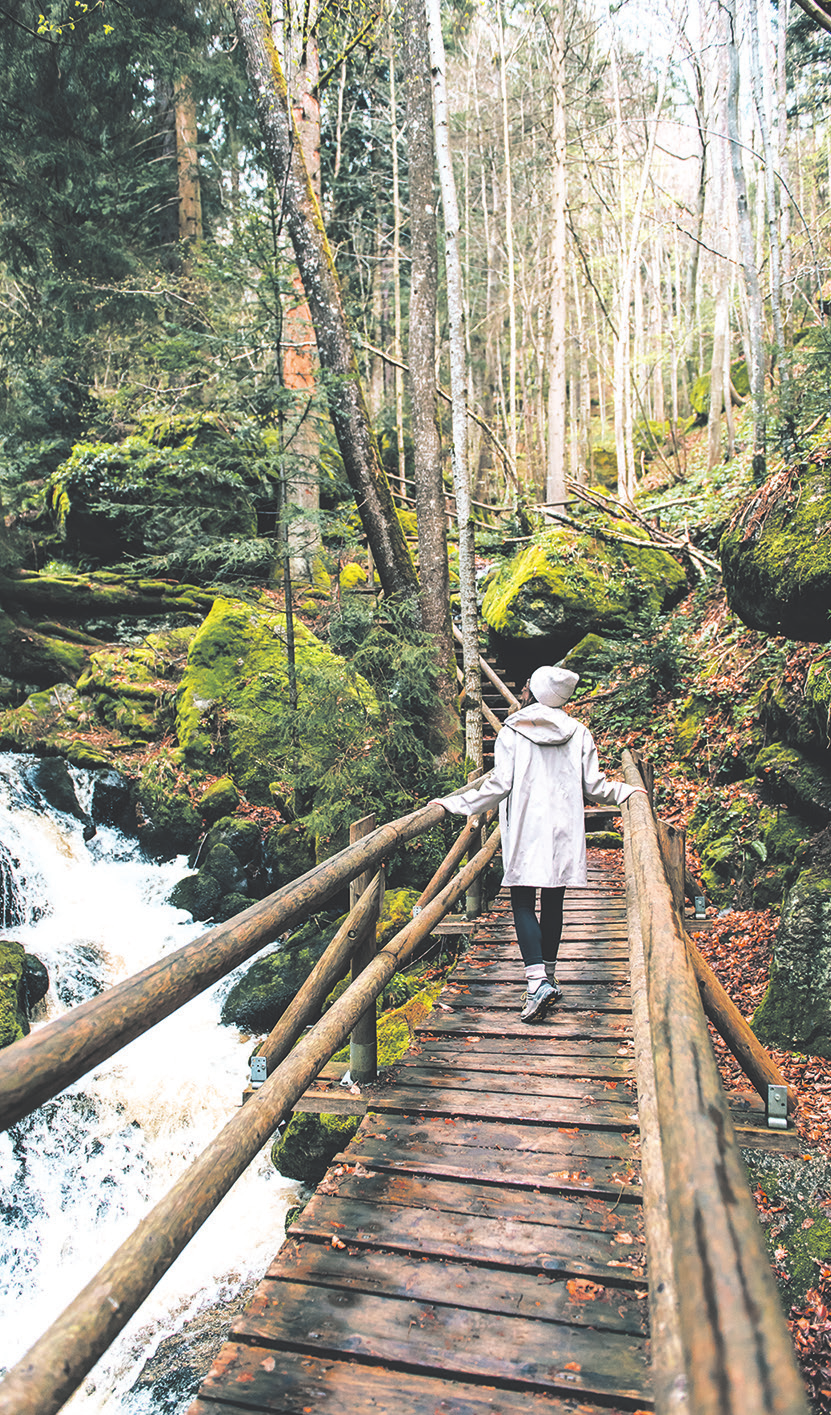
(0, 750), (812, 1415)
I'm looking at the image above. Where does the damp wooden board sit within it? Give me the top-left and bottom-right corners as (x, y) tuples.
(191, 867), (653, 1415)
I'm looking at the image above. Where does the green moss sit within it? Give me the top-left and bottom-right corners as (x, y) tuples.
(689, 789), (812, 908)
(339, 562), (367, 591)
(0, 607), (87, 687)
(0, 941), (26, 1049)
(562, 633), (613, 682)
(743, 1152), (831, 1309)
(585, 831), (623, 849)
(137, 755), (202, 858)
(199, 776), (240, 821)
(263, 823), (315, 888)
(754, 744), (831, 824)
(174, 596), (376, 801)
(675, 694), (712, 758)
(720, 461), (831, 640)
(753, 866), (831, 1055)
(481, 520), (686, 648)
(271, 1111), (361, 1184)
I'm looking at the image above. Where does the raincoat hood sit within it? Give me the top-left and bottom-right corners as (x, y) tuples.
(504, 703), (578, 746)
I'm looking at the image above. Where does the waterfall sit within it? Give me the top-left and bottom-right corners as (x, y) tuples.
(0, 753), (300, 1413)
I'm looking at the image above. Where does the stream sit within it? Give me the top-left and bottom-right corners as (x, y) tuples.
(0, 752), (300, 1413)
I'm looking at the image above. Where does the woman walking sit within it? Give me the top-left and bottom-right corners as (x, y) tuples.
(435, 665), (645, 1021)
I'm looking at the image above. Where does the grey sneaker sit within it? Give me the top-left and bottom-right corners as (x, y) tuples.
(546, 977), (563, 1002)
(520, 980), (555, 1022)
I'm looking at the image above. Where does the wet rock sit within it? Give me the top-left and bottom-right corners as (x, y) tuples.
(214, 891), (256, 923)
(137, 756), (202, 860)
(754, 744), (831, 826)
(220, 934), (334, 1033)
(22, 953), (49, 1011)
(271, 1111), (361, 1184)
(89, 770), (136, 835)
(168, 871), (222, 922)
(261, 822), (315, 890)
(752, 866), (831, 1055)
(0, 941), (48, 1048)
(30, 757), (95, 838)
(128, 1280), (260, 1414)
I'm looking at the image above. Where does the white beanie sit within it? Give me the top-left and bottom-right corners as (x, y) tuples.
(528, 664), (579, 708)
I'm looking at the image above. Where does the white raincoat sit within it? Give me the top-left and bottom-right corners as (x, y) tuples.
(437, 705), (638, 888)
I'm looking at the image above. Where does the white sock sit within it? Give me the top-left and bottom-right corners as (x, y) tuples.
(525, 963), (547, 993)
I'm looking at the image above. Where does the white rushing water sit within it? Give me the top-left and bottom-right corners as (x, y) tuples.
(0, 753), (300, 1413)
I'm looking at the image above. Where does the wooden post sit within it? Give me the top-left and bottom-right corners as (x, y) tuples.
(657, 819), (686, 925)
(465, 773), (484, 919)
(630, 749), (655, 809)
(350, 814), (381, 1083)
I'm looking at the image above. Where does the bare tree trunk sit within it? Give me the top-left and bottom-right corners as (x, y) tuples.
(273, 0), (322, 579)
(546, 0), (567, 508)
(776, 0), (792, 339)
(749, 0), (792, 441)
(389, 33), (406, 499)
(725, 0), (766, 478)
(175, 78), (202, 251)
(496, 0), (518, 479)
(401, 0), (459, 757)
(426, 0), (481, 771)
(233, 0), (417, 598)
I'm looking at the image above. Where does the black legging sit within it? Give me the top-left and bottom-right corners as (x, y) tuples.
(510, 886), (566, 968)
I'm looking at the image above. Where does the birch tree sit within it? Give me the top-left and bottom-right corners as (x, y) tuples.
(401, 0), (459, 755)
(547, 0), (567, 508)
(426, 0), (482, 770)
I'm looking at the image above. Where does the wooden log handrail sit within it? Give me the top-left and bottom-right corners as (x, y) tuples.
(621, 751), (808, 1415)
(0, 821), (500, 1415)
(0, 798), (463, 1132)
(451, 623), (520, 712)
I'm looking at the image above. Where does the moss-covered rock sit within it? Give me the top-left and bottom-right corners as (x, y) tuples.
(137, 755), (202, 859)
(200, 815), (261, 868)
(481, 520), (686, 655)
(689, 789), (812, 908)
(174, 595), (375, 802)
(0, 942), (49, 1049)
(753, 866), (831, 1055)
(220, 930), (337, 1033)
(675, 693), (713, 759)
(271, 1111), (361, 1184)
(0, 607), (88, 687)
(742, 1151), (831, 1309)
(46, 432), (261, 563)
(339, 562), (367, 592)
(720, 459), (831, 641)
(585, 831), (623, 849)
(561, 633), (614, 682)
(262, 823), (316, 890)
(199, 776), (240, 821)
(754, 744), (831, 825)
(168, 871), (223, 921)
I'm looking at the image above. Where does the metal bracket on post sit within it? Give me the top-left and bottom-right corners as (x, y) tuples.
(250, 1055), (267, 1089)
(767, 1083), (788, 1130)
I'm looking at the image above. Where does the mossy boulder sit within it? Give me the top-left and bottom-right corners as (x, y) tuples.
(220, 916), (341, 1033)
(174, 595), (376, 802)
(689, 789), (812, 908)
(561, 633), (614, 683)
(742, 1152), (831, 1309)
(199, 776), (240, 822)
(200, 815), (261, 868)
(720, 459), (831, 640)
(0, 942), (49, 1049)
(752, 866), (831, 1055)
(262, 823), (316, 891)
(481, 520), (686, 656)
(675, 693), (713, 759)
(46, 431), (261, 564)
(754, 744), (831, 825)
(271, 1111), (361, 1184)
(168, 870), (223, 921)
(136, 756), (202, 859)
(339, 562), (367, 592)
(0, 608), (88, 688)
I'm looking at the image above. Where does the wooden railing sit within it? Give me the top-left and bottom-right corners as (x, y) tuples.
(0, 801), (499, 1415)
(621, 750), (809, 1415)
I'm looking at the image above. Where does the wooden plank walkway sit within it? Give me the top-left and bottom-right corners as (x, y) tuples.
(191, 862), (659, 1414)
